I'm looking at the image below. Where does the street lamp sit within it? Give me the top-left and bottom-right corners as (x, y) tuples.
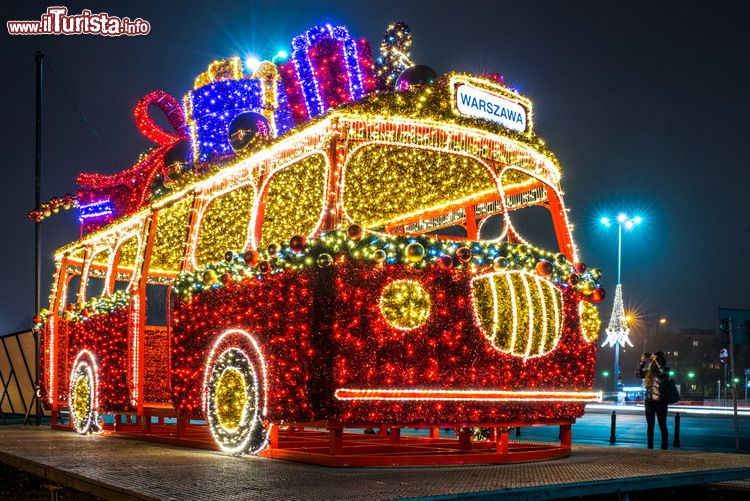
(600, 213), (642, 392)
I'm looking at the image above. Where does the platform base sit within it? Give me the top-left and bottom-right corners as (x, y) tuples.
(50, 408), (573, 466)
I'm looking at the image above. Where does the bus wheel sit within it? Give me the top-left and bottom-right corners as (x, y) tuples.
(69, 352), (100, 434)
(205, 346), (268, 455)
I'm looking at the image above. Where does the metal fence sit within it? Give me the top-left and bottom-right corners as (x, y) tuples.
(0, 329), (46, 424)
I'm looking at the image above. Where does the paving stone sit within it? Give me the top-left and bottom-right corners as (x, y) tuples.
(1, 426), (750, 500)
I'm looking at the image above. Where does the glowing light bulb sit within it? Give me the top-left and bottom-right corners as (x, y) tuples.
(600, 217), (611, 227)
(617, 213), (628, 224)
(245, 56), (260, 72)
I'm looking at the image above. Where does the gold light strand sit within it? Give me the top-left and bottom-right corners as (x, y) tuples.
(258, 154), (327, 248)
(196, 185), (255, 266)
(343, 145), (495, 229)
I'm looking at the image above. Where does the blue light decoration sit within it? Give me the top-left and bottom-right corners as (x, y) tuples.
(277, 24), (377, 124)
(291, 25), (326, 118)
(274, 78), (295, 135)
(186, 79), (263, 162)
(78, 199), (114, 224)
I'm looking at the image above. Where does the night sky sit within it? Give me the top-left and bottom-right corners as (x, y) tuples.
(1, 1), (749, 337)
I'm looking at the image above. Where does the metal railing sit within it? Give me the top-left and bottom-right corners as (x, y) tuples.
(0, 329), (46, 424)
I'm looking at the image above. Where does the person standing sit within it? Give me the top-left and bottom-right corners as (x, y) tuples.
(636, 351), (669, 449)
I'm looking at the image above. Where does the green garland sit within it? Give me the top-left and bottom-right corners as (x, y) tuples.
(60, 289), (132, 323)
(173, 227), (602, 303)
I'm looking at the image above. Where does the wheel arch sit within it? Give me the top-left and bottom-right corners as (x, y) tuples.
(202, 329), (269, 418)
(69, 349), (100, 434)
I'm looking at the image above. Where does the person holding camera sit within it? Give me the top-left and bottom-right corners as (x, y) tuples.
(636, 351), (670, 449)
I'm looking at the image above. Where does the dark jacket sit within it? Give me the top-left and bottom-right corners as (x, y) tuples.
(636, 359), (669, 402)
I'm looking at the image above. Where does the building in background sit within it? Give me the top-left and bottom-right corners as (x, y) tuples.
(595, 319), (750, 402)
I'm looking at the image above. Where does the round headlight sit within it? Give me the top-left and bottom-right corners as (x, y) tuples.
(379, 280), (431, 331)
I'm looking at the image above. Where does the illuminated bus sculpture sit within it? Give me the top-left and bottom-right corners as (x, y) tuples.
(35, 22), (605, 465)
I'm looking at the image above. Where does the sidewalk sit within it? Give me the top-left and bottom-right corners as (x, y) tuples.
(0, 426), (749, 500)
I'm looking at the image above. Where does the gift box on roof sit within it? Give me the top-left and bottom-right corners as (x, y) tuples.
(184, 57), (265, 163)
(277, 24), (377, 124)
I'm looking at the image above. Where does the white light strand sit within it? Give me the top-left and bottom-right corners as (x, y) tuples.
(335, 388), (602, 402)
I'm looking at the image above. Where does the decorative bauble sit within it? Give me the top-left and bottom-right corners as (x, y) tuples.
(79, 309), (89, 318)
(535, 260), (553, 277)
(493, 257), (509, 271)
(267, 243), (279, 257)
(456, 247), (472, 263)
(164, 137), (193, 179)
(40, 308), (49, 316)
(32, 315), (42, 324)
(202, 269), (218, 285)
(220, 273), (233, 285)
(589, 268), (602, 280)
(517, 244), (529, 255)
(373, 249), (387, 264)
(180, 293), (192, 304)
(258, 261), (271, 274)
(573, 262), (587, 274)
(437, 254), (453, 270)
(317, 253), (333, 268)
(554, 253), (567, 264)
(395, 65), (438, 91)
(405, 242), (425, 263)
(243, 250), (260, 267)
(289, 234), (307, 253)
(62, 311), (73, 321)
(347, 224), (363, 240)
(567, 273), (580, 286)
(74, 302), (84, 312)
(228, 112), (271, 153)
(590, 287), (606, 303)
(224, 251), (235, 263)
(581, 282), (594, 295)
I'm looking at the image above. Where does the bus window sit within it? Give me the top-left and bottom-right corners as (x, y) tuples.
(65, 273), (81, 307)
(113, 234), (140, 292)
(145, 282), (170, 326)
(113, 278), (130, 292)
(426, 226), (467, 239)
(500, 168), (561, 252)
(86, 248), (111, 297)
(259, 154), (327, 248)
(478, 213), (506, 241)
(343, 145), (496, 240)
(151, 196), (193, 273)
(117, 235), (140, 269)
(506, 205), (559, 252)
(196, 185), (255, 267)
(86, 269), (107, 300)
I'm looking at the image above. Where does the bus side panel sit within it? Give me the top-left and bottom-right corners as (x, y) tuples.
(63, 308), (132, 412)
(170, 270), (324, 423)
(330, 262), (595, 426)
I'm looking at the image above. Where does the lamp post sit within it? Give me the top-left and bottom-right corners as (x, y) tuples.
(600, 213), (642, 393)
